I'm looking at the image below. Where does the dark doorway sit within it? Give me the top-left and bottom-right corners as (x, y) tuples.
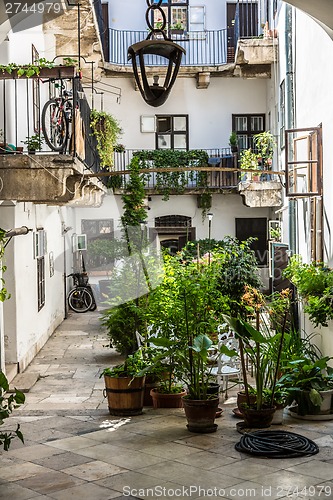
(227, 2), (258, 63)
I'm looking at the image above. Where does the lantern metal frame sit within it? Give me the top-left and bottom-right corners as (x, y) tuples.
(128, 0), (186, 107)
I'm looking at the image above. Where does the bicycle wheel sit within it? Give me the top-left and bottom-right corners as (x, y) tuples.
(68, 287), (93, 313)
(42, 98), (69, 152)
(86, 285), (97, 311)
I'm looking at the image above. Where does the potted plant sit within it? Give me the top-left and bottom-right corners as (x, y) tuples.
(100, 350), (148, 416)
(22, 134), (44, 154)
(278, 356), (333, 417)
(169, 21), (185, 35)
(239, 148), (260, 181)
(144, 252), (236, 432)
(90, 109), (122, 168)
(284, 256), (333, 328)
(229, 131), (238, 153)
(224, 287), (292, 428)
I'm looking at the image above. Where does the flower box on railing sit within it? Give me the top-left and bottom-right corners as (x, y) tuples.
(0, 65), (75, 80)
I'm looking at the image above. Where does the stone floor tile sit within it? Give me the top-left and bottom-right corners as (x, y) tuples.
(0, 462), (52, 481)
(95, 470), (172, 493)
(15, 470), (84, 495)
(0, 481), (44, 500)
(72, 442), (130, 462)
(174, 450), (242, 470)
(46, 482), (122, 499)
(286, 460), (333, 480)
(62, 460), (127, 480)
(254, 470), (325, 491)
(212, 460), (277, 481)
(7, 443), (65, 461)
(44, 436), (100, 451)
(140, 442), (202, 459)
(81, 447), (167, 470)
(31, 451), (92, 470)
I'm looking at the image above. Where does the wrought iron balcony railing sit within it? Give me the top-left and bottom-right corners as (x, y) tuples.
(97, 148), (281, 193)
(0, 70), (100, 175)
(108, 28), (229, 66)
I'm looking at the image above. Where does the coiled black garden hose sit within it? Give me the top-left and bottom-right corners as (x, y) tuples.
(235, 430), (319, 458)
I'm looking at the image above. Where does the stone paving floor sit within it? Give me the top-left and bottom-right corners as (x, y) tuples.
(1, 311), (333, 500)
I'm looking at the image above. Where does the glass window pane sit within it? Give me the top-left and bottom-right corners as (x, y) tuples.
(157, 117), (172, 133)
(235, 117), (247, 131)
(171, 7), (187, 26)
(237, 134), (248, 149)
(174, 116), (186, 131)
(174, 134), (187, 149)
(251, 116), (264, 131)
(158, 135), (171, 148)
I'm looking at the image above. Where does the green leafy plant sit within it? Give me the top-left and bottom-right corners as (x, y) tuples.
(278, 356), (333, 415)
(0, 371), (25, 451)
(0, 58), (54, 78)
(144, 252), (236, 399)
(181, 236), (262, 316)
(253, 130), (276, 169)
(132, 149), (209, 201)
(269, 226), (281, 241)
(229, 131), (238, 149)
(100, 350), (150, 378)
(284, 256), (333, 327)
(90, 110), (122, 168)
(170, 21), (184, 30)
(22, 134), (44, 151)
(224, 287), (293, 410)
(0, 228), (10, 302)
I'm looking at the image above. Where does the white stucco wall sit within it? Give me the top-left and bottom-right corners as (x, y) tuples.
(100, 75), (267, 151)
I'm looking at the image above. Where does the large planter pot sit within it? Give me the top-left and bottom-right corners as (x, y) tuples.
(182, 396), (219, 433)
(103, 374), (145, 416)
(150, 388), (187, 408)
(242, 406), (276, 428)
(293, 389), (333, 416)
(237, 391), (257, 413)
(271, 406), (284, 425)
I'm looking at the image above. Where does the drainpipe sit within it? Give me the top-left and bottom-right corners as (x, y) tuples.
(285, 4), (297, 255)
(285, 4), (299, 330)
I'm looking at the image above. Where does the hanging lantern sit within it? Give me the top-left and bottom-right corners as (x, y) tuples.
(128, 0), (185, 107)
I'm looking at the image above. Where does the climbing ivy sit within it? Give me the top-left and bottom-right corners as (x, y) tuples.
(0, 229), (10, 302)
(133, 149), (209, 200)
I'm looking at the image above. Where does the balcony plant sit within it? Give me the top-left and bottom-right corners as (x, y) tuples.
(284, 256), (333, 327)
(229, 131), (238, 153)
(90, 109), (122, 168)
(239, 148), (260, 181)
(22, 134), (44, 154)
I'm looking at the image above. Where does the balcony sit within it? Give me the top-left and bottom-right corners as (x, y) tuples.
(0, 68), (106, 205)
(101, 149), (282, 206)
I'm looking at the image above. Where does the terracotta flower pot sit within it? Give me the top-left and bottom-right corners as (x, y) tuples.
(182, 396), (219, 433)
(150, 388), (186, 408)
(242, 406), (276, 428)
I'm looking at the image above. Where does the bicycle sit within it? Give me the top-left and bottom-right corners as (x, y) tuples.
(67, 273), (97, 313)
(41, 85), (73, 152)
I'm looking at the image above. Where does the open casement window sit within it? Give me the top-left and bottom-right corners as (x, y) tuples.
(285, 126), (323, 261)
(156, 115), (188, 150)
(285, 127), (322, 197)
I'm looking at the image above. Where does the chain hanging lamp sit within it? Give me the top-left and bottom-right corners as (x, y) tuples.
(128, 0), (186, 107)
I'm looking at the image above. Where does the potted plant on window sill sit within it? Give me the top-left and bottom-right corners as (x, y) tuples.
(22, 134), (44, 154)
